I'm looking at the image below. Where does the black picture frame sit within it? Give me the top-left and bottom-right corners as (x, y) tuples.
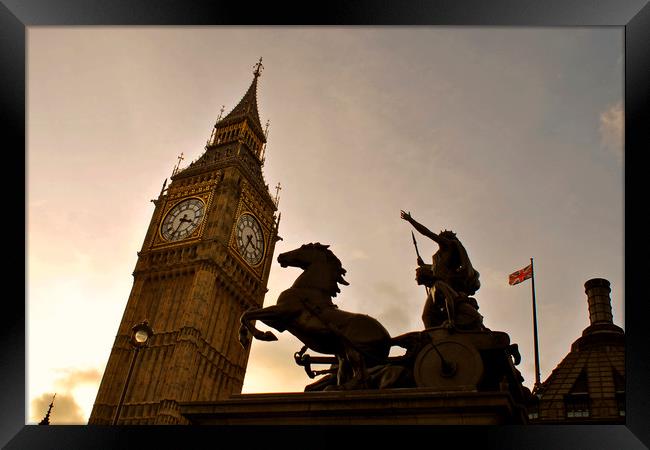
(3, 1), (648, 448)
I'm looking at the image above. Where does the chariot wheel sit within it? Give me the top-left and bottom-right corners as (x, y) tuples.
(413, 338), (484, 390)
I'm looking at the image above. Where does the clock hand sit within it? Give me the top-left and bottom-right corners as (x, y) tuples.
(172, 215), (192, 237)
(172, 221), (184, 237)
(174, 214), (194, 235)
(248, 235), (259, 251)
(243, 234), (254, 251)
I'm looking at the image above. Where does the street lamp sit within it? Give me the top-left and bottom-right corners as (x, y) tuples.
(112, 319), (153, 425)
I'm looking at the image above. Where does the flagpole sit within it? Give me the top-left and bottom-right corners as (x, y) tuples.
(530, 257), (541, 392)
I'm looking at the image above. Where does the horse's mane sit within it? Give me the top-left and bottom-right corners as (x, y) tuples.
(305, 243), (349, 297)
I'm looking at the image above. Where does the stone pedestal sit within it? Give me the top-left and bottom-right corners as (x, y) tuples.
(180, 388), (528, 425)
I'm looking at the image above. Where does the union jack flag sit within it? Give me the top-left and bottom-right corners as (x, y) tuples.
(509, 263), (533, 285)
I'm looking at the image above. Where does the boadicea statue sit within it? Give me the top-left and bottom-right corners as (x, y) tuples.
(400, 210), (484, 331)
(239, 217), (531, 411)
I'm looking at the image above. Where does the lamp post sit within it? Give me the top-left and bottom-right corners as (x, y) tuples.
(112, 319), (153, 425)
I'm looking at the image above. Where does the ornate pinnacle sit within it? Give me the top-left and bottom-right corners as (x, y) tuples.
(274, 182), (282, 207)
(253, 57), (264, 78)
(264, 119), (270, 139)
(38, 393), (56, 425)
(172, 152), (185, 175)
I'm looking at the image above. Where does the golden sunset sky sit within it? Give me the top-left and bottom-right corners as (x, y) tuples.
(27, 27), (623, 423)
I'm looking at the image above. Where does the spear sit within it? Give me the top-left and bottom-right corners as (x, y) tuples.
(411, 231), (431, 296)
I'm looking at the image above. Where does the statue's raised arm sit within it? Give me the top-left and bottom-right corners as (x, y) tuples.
(400, 210), (448, 246)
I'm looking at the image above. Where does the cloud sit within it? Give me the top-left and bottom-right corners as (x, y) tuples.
(30, 367), (103, 424)
(373, 281), (406, 299)
(53, 367), (102, 392)
(30, 392), (85, 424)
(372, 281), (420, 332)
(377, 305), (414, 334)
(599, 101), (623, 162)
(349, 249), (369, 260)
(243, 335), (314, 393)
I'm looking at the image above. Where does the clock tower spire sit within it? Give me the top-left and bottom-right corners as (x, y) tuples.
(89, 60), (280, 425)
(207, 56), (266, 160)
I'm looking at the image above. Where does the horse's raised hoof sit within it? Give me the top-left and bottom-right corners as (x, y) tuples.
(261, 331), (278, 341)
(239, 329), (250, 348)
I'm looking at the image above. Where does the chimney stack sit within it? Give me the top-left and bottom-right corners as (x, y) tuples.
(584, 278), (613, 325)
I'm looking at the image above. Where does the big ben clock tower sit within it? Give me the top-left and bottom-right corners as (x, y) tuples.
(89, 59), (280, 425)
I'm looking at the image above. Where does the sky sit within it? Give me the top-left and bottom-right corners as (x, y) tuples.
(26, 27), (623, 424)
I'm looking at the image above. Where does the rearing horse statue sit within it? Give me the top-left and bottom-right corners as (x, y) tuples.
(239, 243), (392, 389)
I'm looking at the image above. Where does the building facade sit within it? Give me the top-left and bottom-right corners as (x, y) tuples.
(89, 61), (280, 424)
(529, 278), (625, 423)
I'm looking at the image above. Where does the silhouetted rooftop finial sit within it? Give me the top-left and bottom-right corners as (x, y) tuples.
(38, 393), (56, 425)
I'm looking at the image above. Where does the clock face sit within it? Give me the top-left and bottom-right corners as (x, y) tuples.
(161, 198), (205, 241)
(235, 213), (265, 266)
